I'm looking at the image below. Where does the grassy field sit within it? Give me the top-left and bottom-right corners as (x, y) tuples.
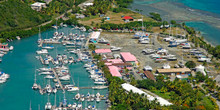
(79, 9), (154, 26)
(152, 90), (172, 99)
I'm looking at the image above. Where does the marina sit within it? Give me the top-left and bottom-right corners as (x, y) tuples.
(0, 26), (108, 110)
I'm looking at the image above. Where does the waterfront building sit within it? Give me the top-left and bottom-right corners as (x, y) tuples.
(95, 49), (111, 55)
(31, 2), (46, 11)
(120, 52), (138, 67)
(108, 66), (122, 78)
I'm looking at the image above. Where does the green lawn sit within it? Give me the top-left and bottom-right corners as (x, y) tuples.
(81, 15), (100, 21)
(152, 90), (171, 99)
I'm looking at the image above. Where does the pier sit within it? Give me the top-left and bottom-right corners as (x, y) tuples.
(52, 68), (65, 92)
(38, 40), (44, 47)
(39, 56), (44, 64)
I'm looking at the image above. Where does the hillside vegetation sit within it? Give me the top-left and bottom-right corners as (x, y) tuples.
(0, 0), (50, 31)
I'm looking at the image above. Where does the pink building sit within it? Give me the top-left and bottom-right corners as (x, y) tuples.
(120, 52), (138, 67)
(95, 49), (111, 54)
(107, 59), (123, 63)
(108, 66), (122, 78)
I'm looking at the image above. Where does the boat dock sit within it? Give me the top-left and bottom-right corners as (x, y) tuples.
(38, 40), (44, 47)
(52, 68), (65, 92)
(39, 56), (44, 64)
(43, 41), (61, 44)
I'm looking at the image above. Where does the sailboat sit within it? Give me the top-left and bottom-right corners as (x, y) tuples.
(42, 33), (54, 50)
(38, 27), (42, 45)
(45, 95), (52, 110)
(32, 70), (38, 90)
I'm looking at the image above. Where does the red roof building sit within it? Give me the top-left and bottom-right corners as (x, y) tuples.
(122, 16), (134, 22)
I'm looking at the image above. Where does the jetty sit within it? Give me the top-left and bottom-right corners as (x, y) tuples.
(52, 68), (64, 92)
(39, 56), (44, 64)
(38, 40), (44, 47)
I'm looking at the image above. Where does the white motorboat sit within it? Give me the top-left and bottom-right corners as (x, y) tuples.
(144, 65), (152, 71)
(162, 63), (171, 69)
(16, 36), (21, 40)
(150, 53), (160, 59)
(37, 67), (51, 72)
(94, 81), (107, 85)
(36, 49), (48, 54)
(198, 57), (211, 62)
(110, 46), (122, 51)
(182, 43), (191, 49)
(167, 56), (177, 61)
(157, 49), (168, 55)
(42, 45), (54, 49)
(98, 38), (109, 44)
(9, 46), (14, 51)
(0, 53), (4, 57)
(92, 86), (108, 89)
(39, 72), (52, 75)
(90, 74), (99, 79)
(142, 48), (155, 55)
(59, 75), (70, 81)
(44, 75), (55, 79)
(139, 37), (150, 44)
(67, 87), (79, 91)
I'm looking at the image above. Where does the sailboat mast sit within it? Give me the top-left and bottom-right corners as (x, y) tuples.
(39, 27), (41, 40)
(29, 100), (32, 110)
(34, 70), (37, 84)
(38, 104), (40, 110)
(142, 16), (144, 31)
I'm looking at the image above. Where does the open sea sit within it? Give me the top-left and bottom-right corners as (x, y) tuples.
(0, 27), (108, 110)
(131, 0), (220, 45)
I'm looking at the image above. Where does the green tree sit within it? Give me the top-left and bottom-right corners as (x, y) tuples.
(185, 61), (196, 68)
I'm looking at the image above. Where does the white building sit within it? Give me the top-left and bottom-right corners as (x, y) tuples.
(195, 65), (206, 76)
(31, 2), (46, 11)
(121, 83), (172, 106)
(89, 32), (100, 43)
(83, 3), (94, 8)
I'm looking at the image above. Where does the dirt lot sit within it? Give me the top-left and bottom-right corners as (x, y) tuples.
(95, 32), (186, 72)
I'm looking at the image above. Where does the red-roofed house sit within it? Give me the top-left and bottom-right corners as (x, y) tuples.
(95, 49), (111, 55)
(104, 59), (133, 70)
(108, 66), (122, 78)
(122, 16), (134, 22)
(120, 52), (138, 67)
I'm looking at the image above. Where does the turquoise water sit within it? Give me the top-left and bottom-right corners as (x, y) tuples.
(185, 21), (220, 45)
(178, 0), (220, 15)
(131, 0), (220, 45)
(0, 27), (108, 110)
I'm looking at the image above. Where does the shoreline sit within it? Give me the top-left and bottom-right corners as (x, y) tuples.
(130, 0), (220, 46)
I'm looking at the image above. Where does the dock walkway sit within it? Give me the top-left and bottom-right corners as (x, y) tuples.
(52, 68), (65, 92)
